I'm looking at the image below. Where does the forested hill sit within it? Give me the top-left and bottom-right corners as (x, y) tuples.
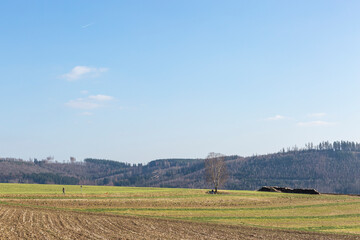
(2, 141), (360, 194)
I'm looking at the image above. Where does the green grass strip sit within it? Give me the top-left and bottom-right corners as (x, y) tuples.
(74, 200), (360, 213)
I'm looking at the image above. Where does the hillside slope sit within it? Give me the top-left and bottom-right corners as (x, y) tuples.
(2, 142), (360, 194)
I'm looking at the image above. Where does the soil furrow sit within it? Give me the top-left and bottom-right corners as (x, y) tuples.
(0, 204), (359, 240)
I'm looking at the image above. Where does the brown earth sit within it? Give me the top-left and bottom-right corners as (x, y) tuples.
(0, 205), (359, 240)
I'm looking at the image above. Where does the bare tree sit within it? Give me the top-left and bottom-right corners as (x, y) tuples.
(204, 152), (228, 194)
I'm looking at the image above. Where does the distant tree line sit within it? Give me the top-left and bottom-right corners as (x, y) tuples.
(280, 141), (360, 153)
(24, 173), (79, 185)
(84, 158), (131, 168)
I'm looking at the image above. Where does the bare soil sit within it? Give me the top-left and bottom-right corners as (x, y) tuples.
(0, 205), (359, 240)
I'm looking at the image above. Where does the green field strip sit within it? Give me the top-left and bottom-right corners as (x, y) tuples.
(0, 192), (304, 198)
(221, 221), (360, 236)
(81, 209), (360, 222)
(72, 200), (360, 213)
(101, 212), (360, 237)
(2, 200), (357, 214)
(177, 213), (360, 221)
(0, 194), (226, 199)
(301, 225), (360, 231)
(97, 211), (360, 227)
(9, 199), (359, 223)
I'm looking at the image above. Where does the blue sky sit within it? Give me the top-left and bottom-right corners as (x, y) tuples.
(1, 1), (360, 163)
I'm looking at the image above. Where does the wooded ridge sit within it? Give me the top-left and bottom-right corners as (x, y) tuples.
(2, 141), (360, 194)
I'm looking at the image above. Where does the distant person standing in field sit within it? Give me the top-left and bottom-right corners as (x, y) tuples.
(62, 187), (65, 195)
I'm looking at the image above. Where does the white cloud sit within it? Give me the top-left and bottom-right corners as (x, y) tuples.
(66, 94), (114, 110)
(61, 66), (108, 81)
(89, 94), (114, 101)
(297, 121), (335, 127)
(266, 115), (286, 121)
(308, 112), (326, 118)
(66, 98), (101, 110)
(81, 23), (94, 28)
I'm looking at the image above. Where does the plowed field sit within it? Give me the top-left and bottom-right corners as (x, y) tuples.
(1, 184), (360, 239)
(1, 205), (358, 240)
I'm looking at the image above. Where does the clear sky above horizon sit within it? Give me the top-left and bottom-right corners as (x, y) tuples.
(1, 1), (360, 163)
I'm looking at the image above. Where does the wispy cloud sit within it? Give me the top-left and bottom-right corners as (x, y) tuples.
(308, 112), (326, 118)
(81, 22), (94, 28)
(66, 98), (101, 110)
(61, 66), (108, 81)
(66, 94), (114, 110)
(89, 94), (114, 101)
(266, 115), (286, 121)
(297, 121), (335, 127)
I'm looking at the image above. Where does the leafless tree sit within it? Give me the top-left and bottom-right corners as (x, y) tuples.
(204, 152), (228, 194)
